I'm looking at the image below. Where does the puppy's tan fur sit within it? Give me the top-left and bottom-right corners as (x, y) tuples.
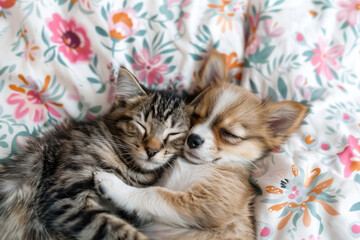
(95, 51), (308, 240)
(151, 164), (255, 240)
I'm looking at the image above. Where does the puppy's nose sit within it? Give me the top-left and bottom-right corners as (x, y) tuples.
(187, 134), (204, 149)
(146, 147), (159, 158)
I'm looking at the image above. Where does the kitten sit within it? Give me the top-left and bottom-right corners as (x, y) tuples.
(0, 68), (190, 240)
(94, 51), (308, 240)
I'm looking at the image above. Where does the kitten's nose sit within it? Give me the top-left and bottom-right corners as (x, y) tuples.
(187, 134), (204, 149)
(146, 147), (159, 158)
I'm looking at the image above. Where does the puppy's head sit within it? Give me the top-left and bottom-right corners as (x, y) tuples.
(184, 51), (308, 165)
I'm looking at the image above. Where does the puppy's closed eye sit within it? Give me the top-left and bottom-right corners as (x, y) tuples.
(220, 129), (244, 144)
(220, 129), (240, 139)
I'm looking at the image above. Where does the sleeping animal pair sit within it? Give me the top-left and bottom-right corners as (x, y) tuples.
(94, 51), (308, 240)
(0, 51), (307, 240)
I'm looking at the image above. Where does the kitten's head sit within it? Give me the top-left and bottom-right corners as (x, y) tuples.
(105, 67), (190, 171)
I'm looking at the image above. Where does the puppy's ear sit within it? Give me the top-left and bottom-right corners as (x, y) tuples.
(265, 101), (308, 148)
(200, 50), (230, 86)
(116, 67), (146, 100)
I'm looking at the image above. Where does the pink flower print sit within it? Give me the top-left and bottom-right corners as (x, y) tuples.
(246, 13), (261, 54)
(320, 142), (330, 151)
(264, 19), (284, 38)
(337, 135), (360, 178)
(177, 11), (190, 29)
(131, 48), (169, 86)
(350, 222), (360, 238)
(23, 42), (39, 62)
(258, 222), (273, 239)
(310, 38), (344, 80)
(296, 33), (304, 42)
(337, 0), (360, 26)
(288, 186), (300, 200)
(47, 13), (92, 63)
(246, 34), (261, 54)
(295, 32), (308, 46)
(337, 85), (345, 91)
(301, 235), (322, 240)
(166, 0), (191, 8)
(165, 0), (191, 29)
(249, 13), (259, 36)
(7, 75), (63, 123)
(341, 112), (355, 123)
(108, 8), (140, 41)
(233, 2), (245, 12)
(259, 226), (271, 238)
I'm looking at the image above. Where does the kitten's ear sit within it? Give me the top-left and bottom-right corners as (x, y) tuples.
(265, 101), (308, 147)
(116, 67), (146, 99)
(200, 50), (230, 86)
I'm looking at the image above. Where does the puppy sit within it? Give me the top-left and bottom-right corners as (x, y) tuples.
(94, 51), (308, 240)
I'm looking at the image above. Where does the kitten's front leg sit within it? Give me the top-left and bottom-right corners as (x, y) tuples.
(94, 171), (186, 227)
(94, 171), (134, 204)
(94, 171), (151, 222)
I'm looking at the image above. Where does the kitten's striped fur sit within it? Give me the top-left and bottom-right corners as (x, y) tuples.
(0, 68), (190, 240)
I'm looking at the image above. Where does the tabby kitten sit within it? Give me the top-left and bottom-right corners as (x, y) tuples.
(0, 68), (190, 240)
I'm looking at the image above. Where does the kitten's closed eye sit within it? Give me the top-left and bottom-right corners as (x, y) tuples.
(164, 132), (185, 144)
(134, 121), (146, 132)
(133, 121), (148, 139)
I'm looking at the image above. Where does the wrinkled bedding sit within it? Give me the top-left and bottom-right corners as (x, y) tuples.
(0, 0), (359, 239)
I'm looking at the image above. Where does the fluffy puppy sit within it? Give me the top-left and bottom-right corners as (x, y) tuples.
(94, 51), (308, 240)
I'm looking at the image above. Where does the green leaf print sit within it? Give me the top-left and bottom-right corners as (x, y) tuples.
(248, 46), (276, 64)
(277, 76), (287, 99)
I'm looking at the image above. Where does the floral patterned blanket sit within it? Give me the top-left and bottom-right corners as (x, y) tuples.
(0, 0), (359, 239)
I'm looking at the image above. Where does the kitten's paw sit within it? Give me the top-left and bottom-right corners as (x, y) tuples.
(94, 171), (119, 199)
